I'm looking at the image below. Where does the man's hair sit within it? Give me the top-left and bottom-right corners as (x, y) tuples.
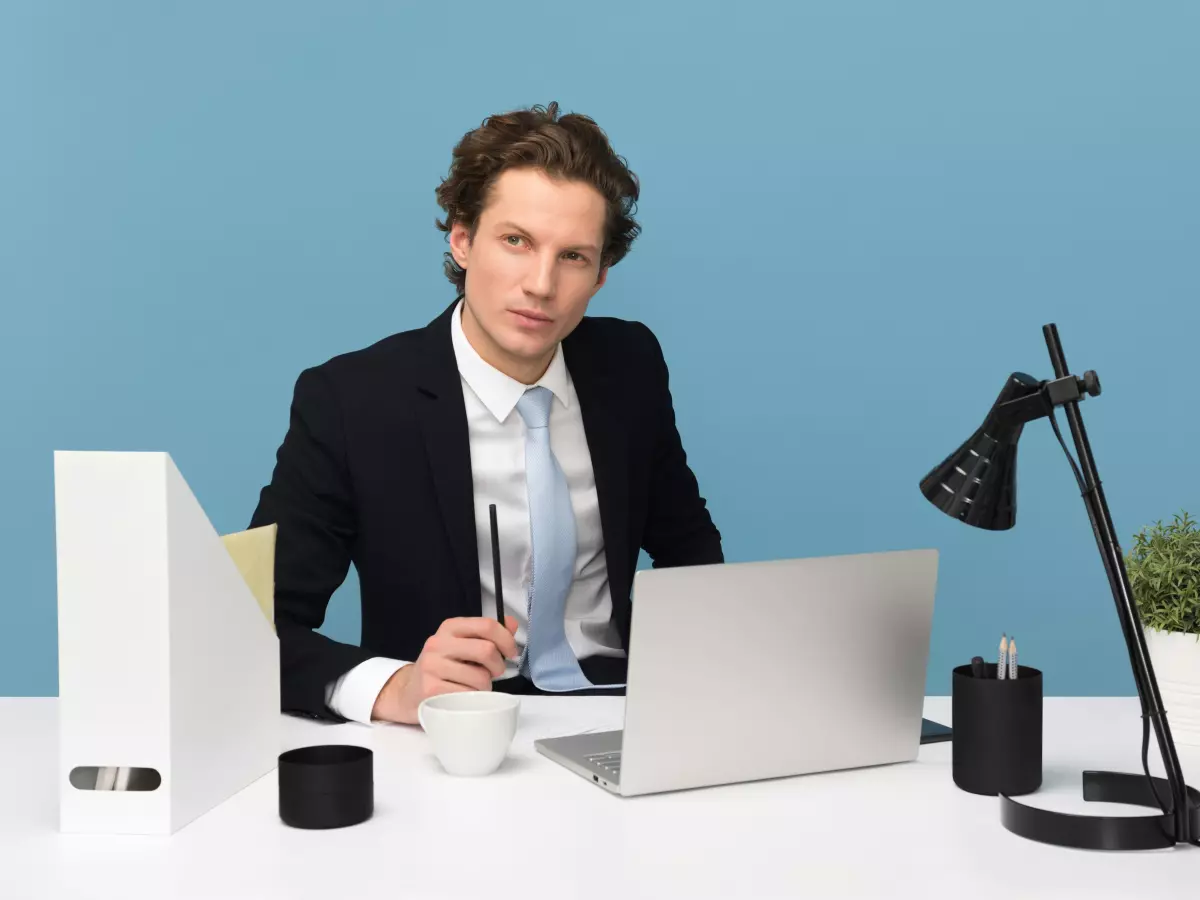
(435, 102), (641, 292)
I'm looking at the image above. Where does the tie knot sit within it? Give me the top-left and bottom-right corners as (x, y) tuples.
(516, 386), (553, 429)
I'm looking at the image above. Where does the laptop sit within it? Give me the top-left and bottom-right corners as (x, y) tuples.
(535, 548), (941, 796)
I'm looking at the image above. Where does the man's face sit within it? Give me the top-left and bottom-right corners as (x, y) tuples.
(450, 167), (608, 381)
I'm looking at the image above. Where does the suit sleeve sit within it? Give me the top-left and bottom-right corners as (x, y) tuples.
(638, 325), (725, 568)
(250, 366), (374, 720)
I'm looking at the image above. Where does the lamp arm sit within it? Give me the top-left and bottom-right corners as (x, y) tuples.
(1041, 323), (1192, 843)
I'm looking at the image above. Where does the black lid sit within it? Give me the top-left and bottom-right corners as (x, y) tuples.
(278, 745), (373, 829)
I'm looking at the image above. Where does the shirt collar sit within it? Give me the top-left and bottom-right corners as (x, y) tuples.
(450, 298), (571, 423)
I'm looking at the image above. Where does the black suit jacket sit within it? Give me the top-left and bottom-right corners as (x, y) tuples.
(250, 300), (723, 720)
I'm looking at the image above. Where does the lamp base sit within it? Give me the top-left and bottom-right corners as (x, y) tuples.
(1000, 771), (1200, 850)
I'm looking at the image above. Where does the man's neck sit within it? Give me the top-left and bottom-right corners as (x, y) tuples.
(460, 301), (554, 385)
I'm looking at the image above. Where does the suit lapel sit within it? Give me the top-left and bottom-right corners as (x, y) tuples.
(414, 300), (480, 616)
(564, 324), (632, 620)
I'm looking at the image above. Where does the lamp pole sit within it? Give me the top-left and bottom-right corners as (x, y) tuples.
(1042, 323), (1191, 843)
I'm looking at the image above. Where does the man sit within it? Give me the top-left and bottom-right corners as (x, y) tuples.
(250, 102), (722, 725)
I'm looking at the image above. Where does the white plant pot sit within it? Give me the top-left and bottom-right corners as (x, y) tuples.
(1144, 627), (1200, 749)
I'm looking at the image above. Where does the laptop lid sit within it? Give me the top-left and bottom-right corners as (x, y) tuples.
(617, 549), (939, 796)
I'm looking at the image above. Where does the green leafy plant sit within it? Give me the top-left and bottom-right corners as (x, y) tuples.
(1126, 511), (1200, 636)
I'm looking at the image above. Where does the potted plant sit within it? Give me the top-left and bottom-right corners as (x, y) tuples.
(1126, 510), (1200, 748)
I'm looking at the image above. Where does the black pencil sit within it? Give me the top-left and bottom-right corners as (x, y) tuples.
(489, 504), (504, 623)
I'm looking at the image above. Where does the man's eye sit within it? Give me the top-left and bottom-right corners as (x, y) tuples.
(563, 251), (587, 263)
(506, 235), (524, 246)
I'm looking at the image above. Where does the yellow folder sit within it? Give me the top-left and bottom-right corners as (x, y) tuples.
(220, 523), (277, 630)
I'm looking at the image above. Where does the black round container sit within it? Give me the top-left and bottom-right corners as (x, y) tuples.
(278, 745), (373, 829)
(951, 664), (1043, 796)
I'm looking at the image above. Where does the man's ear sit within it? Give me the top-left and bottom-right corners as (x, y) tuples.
(594, 266), (609, 289)
(449, 222), (472, 269)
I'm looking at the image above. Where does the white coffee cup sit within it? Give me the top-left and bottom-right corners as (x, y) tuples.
(417, 691), (521, 776)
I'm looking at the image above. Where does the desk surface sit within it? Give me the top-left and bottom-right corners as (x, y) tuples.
(1, 697), (1197, 899)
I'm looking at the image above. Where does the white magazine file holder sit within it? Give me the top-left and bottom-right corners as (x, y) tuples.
(54, 451), (279, 834)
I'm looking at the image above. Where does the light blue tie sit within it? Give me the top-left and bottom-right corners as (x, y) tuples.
(516, 387), (593, 691)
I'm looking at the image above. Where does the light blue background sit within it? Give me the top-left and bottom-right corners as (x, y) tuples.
(3, 2), (1197, 698)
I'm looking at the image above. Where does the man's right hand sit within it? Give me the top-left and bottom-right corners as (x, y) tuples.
(371, 615), (519, 725)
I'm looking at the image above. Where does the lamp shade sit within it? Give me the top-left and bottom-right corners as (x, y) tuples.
(919, 373), (1043, 531)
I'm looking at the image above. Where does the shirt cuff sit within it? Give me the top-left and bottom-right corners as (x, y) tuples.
(325, 657), (410, 724)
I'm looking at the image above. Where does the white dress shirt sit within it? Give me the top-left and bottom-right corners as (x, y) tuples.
(324, 300), (625, 723)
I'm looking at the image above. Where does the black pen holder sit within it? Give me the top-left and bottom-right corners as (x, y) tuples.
(278, 745), (374, 829)
(952, 664), (1042, 796)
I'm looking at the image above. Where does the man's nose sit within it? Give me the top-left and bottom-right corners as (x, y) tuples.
(521, 252), (556, 300)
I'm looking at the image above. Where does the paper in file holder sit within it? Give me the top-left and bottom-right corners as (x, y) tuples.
(54, 451), (280, 834)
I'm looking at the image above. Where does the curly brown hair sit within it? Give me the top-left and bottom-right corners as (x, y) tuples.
(435, 102), (641, 293)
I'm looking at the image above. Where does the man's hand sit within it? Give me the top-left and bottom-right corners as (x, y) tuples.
(371, 616), (519, 724)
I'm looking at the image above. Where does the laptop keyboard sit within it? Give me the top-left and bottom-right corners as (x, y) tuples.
(586, 750), (622, 782)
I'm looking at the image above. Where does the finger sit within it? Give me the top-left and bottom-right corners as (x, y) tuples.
(440, 617), (519, 659)
(440, 637), (506, 678)
(504, 614), (518, 635)
(428, 657), (494, 692)
(427, 656), (494, 692)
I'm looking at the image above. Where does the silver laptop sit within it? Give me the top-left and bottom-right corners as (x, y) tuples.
(535, 549), (939, 796)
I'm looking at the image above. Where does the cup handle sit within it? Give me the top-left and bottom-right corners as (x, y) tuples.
(417, 701), (427, 732)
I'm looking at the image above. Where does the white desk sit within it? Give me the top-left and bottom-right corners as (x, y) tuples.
(1, 697), (1196, 899)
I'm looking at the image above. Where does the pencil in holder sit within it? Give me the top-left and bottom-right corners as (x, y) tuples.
(951, 664), (1043, 796)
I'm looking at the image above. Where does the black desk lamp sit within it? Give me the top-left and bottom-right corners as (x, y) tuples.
(920, 323), (1199, 851)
